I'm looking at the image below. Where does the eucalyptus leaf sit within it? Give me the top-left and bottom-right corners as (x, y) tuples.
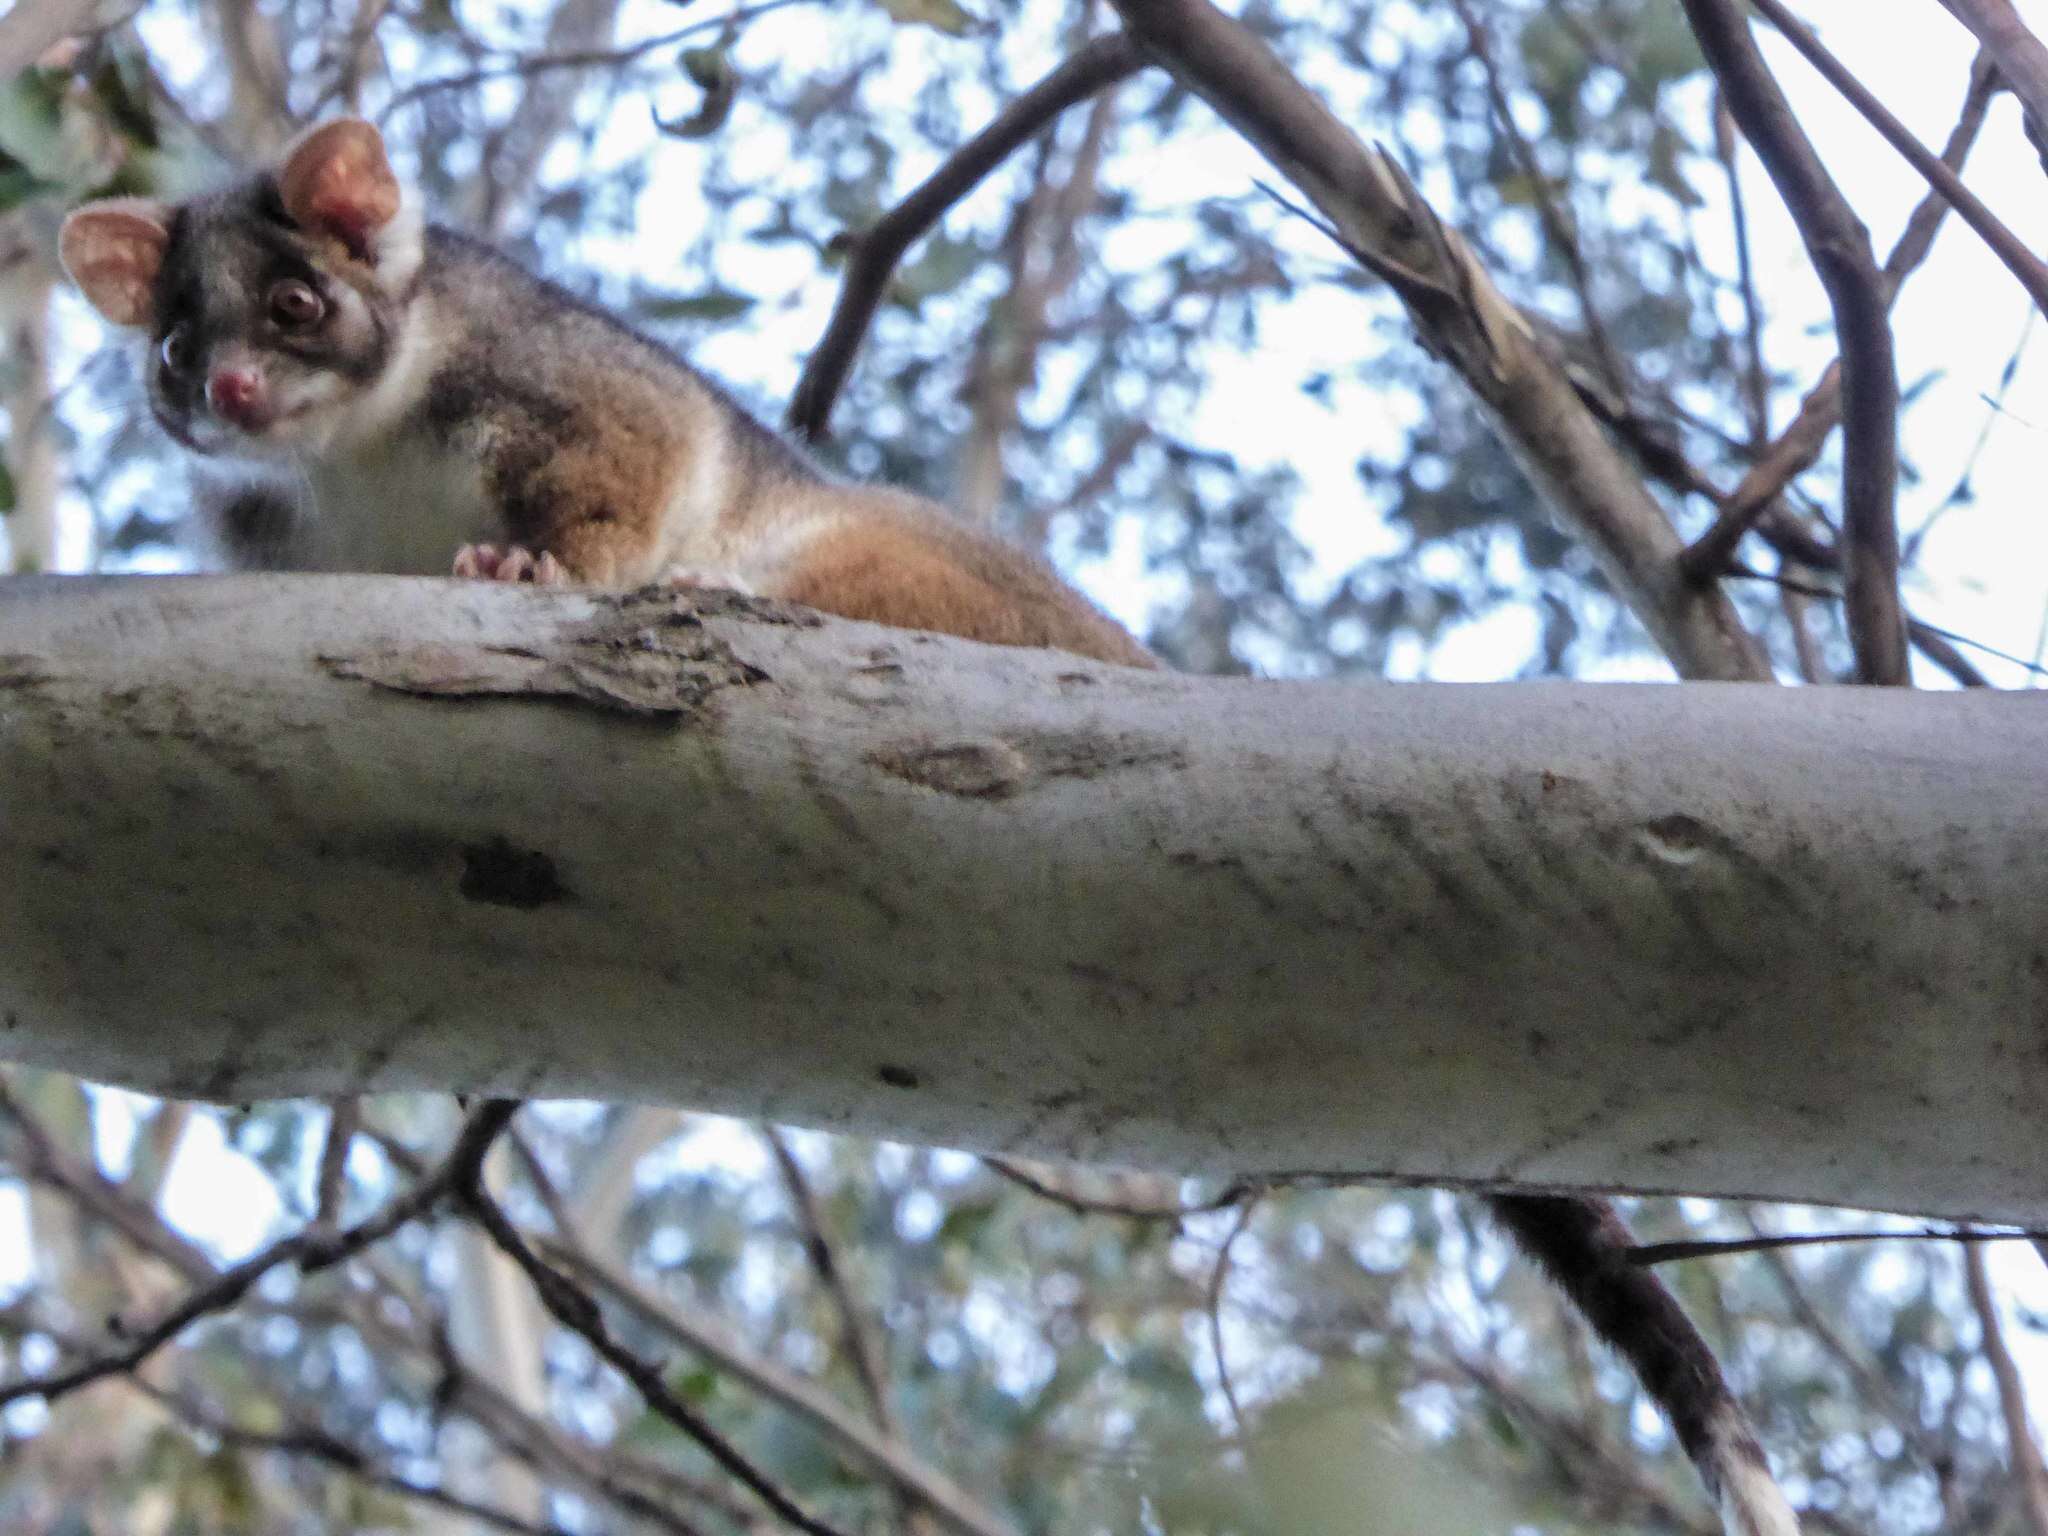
(873, 0), (977, 36)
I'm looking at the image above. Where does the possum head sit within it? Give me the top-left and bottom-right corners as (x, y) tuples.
(60, 119), (426, 458)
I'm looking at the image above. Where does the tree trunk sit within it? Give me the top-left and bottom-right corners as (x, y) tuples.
(2, 575), (2044, 1223)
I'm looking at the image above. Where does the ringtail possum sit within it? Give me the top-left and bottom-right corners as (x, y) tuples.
(58, 117), (1152, 670)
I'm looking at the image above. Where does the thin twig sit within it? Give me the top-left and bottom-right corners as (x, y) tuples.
(538, 1236), (1022, 1536)
(378, 1), (811, 122)
(1683, 47), (1998, 581)
(1965, 1244), (2048, 1536)
(786, 32), (1146, 442)
(763, 1129), (895, 1432)
(459, 1176), (852, 1536)
(506, 1124), (581, 1243)
(4, 1100), (717, 1536)
(1631, 1223), (2045, 1266)
(1905, 307), (2036, 565)
(1205, 1196), (1259, 1441)
(1447, 0), (1627, 404)
(0, 1079), (214, 1282)
(1681, 0), (1906, 684)
(1780, 570), (1829, 682)
(0, 1100), (518, 1407)
(132, 1374), (584, 1536)
(1717, 92), (1772, 443)
(1730, 563), (2043, 677)
(1748, 1210), (1967, 1525)
(983, 1155), (1252, 1220)
(764, 1127), (934, 1536)
(1910, 621), (1992, 686)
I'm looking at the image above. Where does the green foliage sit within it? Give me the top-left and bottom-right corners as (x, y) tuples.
(873, 0), (980, 36)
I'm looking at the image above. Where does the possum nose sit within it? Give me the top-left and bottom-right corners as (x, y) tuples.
(205, 365), (269, 427)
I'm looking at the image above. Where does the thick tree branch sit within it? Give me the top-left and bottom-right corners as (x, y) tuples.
(4, 577), (2048, 1224)
(1107, 0), (1765, 683)
(786, 33), (1145, 443)
(1680, 0), (1906, 685)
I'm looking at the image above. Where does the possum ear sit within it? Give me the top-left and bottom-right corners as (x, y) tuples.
(59, 199), (173, 328)
(279, 117), (402, 262)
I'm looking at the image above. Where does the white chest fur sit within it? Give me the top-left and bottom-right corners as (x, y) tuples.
(288, 431), (494, 575)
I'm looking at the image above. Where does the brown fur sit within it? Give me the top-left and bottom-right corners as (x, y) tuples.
(775, 500), (1156, 669)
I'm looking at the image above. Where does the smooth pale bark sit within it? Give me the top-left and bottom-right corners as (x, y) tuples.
(2, 575), (2045, 1223)
(444, 1142), (548, 1526)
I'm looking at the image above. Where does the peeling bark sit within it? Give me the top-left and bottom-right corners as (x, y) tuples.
(2, 575), (2046, 1223)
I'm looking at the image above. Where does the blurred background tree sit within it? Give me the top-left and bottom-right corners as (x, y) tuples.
(2, 0), (2046, 1531)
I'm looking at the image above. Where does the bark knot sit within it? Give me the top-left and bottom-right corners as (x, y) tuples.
(460, 837), (570, 909)
(867, 729), (1187, 800)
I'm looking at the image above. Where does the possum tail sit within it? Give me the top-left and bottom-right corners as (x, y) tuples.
(1489, 1193), (1800, 1536)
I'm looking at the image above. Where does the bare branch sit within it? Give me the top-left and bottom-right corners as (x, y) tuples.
(458, 1173), (851, 1536)
(1447, 0), (1628, 406)
(765, 1127), (936, 1536)
(0, 1098), (517, 1407)
(955, 61), (1123, 526)
(1749, 1215), (1967, 1525)
(983, 1156), (1251, 1219)
(0, 1081), (214, 1284)
(1631, 1225), (2042, 1265)
(132, 1375), (582, 1536)
(314, 1095), (359, 1232)
(1684, 36), (1992, 583)
(1964, 1245), (2048, 1536)
(786, 33), (1146, 443)
(1909, 622), (1992, 687)
(13, 576), (2048, 1222)
(1107, 0), (1766, 681)
(1938, 0), (2048, 152)
(539, 1235), (1022, 1536)
(764, 1129), (893, 1432)
(1679, 0), (1905, 683)
(1205, 1196), (1258, 1441)
(1755, 1), (2048, 311)
(1715, 93), (1774, 444)
(378, 1), (808, 124)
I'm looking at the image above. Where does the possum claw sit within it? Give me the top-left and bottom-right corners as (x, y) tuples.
(454, 543), (569, 584)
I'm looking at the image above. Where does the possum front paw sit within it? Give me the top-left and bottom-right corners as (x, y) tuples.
(663, 565), (754, 595)
(453, 543), (570, 586)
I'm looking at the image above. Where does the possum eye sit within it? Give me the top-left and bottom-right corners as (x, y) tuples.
(268, 279), (324, 330)
(159, 325), (193, 374)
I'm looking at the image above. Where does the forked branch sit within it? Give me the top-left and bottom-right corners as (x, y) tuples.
(1107, 0), (1766, 683)
(1680, 0), (1907, 685)
(1754, 0), (2048, 312)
